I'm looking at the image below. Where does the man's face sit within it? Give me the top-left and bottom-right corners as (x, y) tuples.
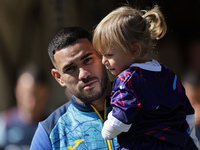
(52, 38), (109, 103)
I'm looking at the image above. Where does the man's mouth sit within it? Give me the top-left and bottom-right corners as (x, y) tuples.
(82, 80), (97, 90)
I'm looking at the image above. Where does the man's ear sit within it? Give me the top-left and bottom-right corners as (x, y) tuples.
(131, 43), (141, 58)
(51, 68), (66, 87)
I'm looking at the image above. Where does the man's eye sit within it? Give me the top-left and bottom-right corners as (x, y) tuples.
(64, 66), (75, 73)
(84, 57), (92, 64)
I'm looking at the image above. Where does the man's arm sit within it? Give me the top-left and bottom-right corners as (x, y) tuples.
(30, 122), (52, 150)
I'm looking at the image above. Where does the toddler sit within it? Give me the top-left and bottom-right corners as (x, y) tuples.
(93, 5), (199, 150)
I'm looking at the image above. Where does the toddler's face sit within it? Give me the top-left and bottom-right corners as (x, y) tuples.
(101, 45), (134, 75)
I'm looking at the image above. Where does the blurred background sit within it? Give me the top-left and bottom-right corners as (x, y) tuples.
(0, 0), (200, 111)
(1, 0), (200, 149)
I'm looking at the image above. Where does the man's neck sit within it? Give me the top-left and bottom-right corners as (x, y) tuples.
(74, 96), (105, 111)
(91, 81), (112, 111)
(90, 98), (105, 111)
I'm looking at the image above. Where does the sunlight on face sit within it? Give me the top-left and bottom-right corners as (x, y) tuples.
(53, 39), (109, 103)
(101, 45), (134, 75)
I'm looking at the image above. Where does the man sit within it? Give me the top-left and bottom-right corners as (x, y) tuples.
(30, 27), (119, 149)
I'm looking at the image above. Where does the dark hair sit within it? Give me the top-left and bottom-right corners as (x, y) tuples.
(48, 27), (92, 63)
(16, 63), (48, 84)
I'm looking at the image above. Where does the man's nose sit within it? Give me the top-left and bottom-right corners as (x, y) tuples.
(78, 67), (90, 80)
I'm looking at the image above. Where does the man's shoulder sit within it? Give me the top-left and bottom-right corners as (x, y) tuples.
(41, 101), (72, 136)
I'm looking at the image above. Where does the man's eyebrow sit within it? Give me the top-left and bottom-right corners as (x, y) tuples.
(62, 62), (73, 72)
(80, 53), (93, 60)
(62, 53), (93, 72)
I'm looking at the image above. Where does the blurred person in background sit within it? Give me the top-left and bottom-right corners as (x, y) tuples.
(183, 71), (200, 149)
(0, 63), (51, 150)
(182, 38), (200, 149)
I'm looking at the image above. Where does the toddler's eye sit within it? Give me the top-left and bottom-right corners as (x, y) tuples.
(105, 54), (113, 57)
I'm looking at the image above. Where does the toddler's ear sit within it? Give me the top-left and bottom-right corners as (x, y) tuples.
(131, 43), (141, 57)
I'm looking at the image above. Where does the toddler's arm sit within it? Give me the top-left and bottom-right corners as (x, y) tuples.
(102, 120), (122, 140)
(102, 111), (132, 140)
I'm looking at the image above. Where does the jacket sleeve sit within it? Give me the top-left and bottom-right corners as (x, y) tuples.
(186, 114), (199, 149)
(30, 122), (52, 150)
(102, 111), (131, 140)
(0, 115), (6, 147)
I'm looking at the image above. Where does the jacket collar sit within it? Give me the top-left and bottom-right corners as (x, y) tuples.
(131, 59), (161, 72)
(71, 95), (111, 112)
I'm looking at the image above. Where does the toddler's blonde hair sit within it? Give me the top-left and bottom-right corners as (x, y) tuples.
(93, 5), (167, 63)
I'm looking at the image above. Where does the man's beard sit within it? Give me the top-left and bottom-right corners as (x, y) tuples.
(73, 70), (108, 103)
